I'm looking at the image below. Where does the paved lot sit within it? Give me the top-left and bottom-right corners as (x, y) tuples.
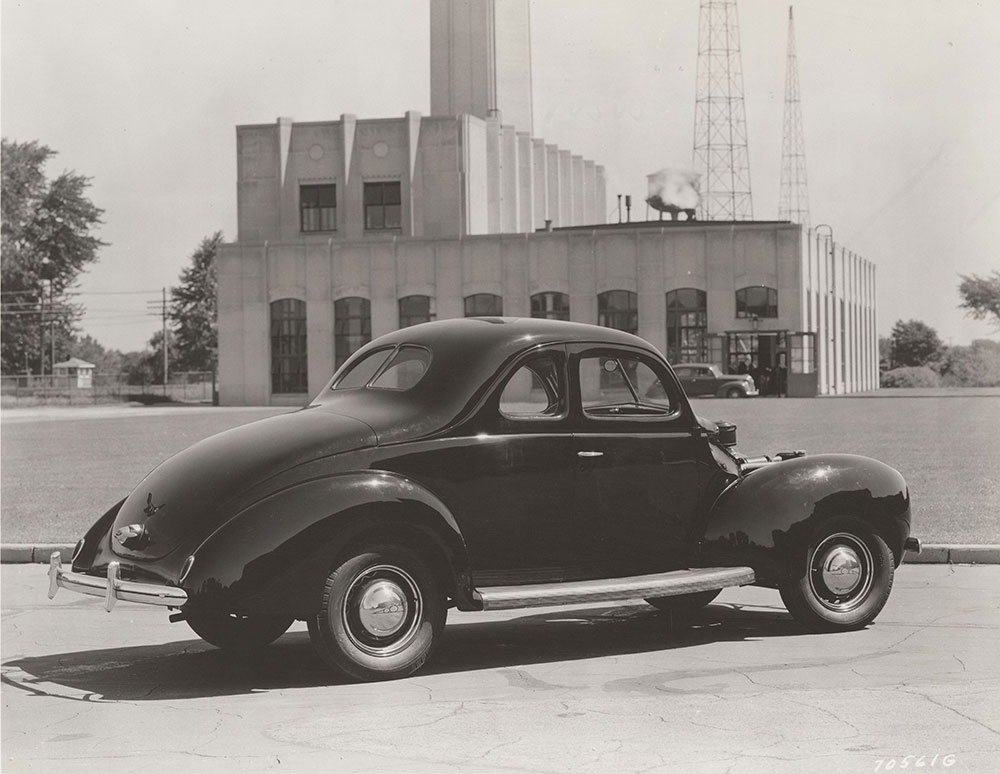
(3, 563), (998, 773)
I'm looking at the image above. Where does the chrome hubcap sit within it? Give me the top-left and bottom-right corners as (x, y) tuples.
(809, 532), (874, 612)
(358, 579), (409, 637)
(821, 546), (862, 595)
(342, 564), (423, 656)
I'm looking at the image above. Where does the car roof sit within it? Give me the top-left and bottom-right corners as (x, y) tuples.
(372, 317), (650, 355)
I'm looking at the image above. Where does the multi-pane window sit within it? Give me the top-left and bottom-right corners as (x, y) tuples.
(597, 290), (638, 334)
(300, 184), (336, 232)
(735, 286), (778, 318)
(530, 291), (570, 320)
(364, 182), (402, 231)
(270, 298), (308, 393)
(666, 288), (707, 363)
(334, 297), (371, 369)
(464, 293), (503, 317)
(790, 332), (816, 374)
(398, 295), (436, 328)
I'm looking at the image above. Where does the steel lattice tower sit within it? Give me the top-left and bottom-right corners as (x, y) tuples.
(693, 0), (754, 221)
(778, 6), (810, 227)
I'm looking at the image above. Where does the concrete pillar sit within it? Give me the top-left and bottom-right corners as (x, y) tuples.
(340, 114), (361, 238)
(405, 111), (423, 237)
(532, 138), (548, 230)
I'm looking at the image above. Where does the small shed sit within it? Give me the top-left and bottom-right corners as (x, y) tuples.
(53, 357), (96, 389)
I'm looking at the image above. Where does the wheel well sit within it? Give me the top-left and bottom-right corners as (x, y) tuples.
(340, 520), (459, 602)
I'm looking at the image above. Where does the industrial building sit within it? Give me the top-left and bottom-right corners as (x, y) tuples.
(218, 0), (877, 405)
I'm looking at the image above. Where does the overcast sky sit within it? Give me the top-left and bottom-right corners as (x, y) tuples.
(3, 0), (998, 352)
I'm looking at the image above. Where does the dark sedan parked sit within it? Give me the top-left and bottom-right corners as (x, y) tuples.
(674, 363), (758, 398)
(49, 318), (917, 681)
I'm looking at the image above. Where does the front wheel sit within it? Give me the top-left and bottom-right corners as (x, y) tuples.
(309, 544), (446, 682)
(186, 610), (294, 651)
(726, 387), (744, 399)
(780, 522), (894, 632)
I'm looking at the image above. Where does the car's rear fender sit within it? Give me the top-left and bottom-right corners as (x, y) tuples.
(699, 453), (911, 585)
(181, 471), (472, 617)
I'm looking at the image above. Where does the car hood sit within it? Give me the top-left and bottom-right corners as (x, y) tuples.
(110, 408), (376, 561)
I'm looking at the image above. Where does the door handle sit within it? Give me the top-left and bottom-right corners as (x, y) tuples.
(577, 451), (604, 458)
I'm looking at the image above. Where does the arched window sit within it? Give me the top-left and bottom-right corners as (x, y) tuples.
(736, 286), (778, 318)
(270, 298), (308, 394)
(666, 288), (707, 363)
(334, 297), (371, 369)
(464, 293), (503, 317)
(531, 291), (570, 320)
(399, 295), (436, 328)
(598, 290), (638, 334)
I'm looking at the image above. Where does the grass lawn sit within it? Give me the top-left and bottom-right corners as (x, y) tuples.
(2, 397), (998, 544)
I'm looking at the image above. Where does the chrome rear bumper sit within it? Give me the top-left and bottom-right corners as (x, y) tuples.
(48, 552), (187, 612)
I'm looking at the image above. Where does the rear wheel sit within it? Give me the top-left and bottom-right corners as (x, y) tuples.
(645, 589), (721, 616)
(780, 521), (894, 632)
(186, 610), (294, 650)
(309, 544), (446, 682)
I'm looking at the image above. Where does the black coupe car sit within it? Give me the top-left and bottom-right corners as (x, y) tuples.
(49, 318), (918, 681)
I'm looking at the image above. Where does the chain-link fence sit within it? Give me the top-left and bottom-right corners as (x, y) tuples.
(0, 372), (216, 406)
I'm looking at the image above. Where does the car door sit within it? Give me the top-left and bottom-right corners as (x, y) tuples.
(571, 345), (706, 575)
(384, 345), (601, 585)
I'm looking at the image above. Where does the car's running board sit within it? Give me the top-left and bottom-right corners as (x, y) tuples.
(475, 566), (755, 611)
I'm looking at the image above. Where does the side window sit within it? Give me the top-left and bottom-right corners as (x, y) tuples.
(579, 352), (676, 416)
(675, 367), (692, 378)
(499, 353), (565, 419)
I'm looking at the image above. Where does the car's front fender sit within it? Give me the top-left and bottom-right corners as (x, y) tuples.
(699, 453), (911, 584)
(182, 470), (471, 617)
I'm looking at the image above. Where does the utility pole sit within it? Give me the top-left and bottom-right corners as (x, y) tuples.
(779, 6), (810, 227)
(49, 280), (55, 379)
(693, 0), (754, 221)
(147, 288), (169, 395)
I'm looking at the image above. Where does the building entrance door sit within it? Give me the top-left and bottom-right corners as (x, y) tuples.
(725, 331), (788, 395)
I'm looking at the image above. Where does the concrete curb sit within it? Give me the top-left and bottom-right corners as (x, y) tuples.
(2, 544), (76, 564)
(2, 543), (998, 564)
(902, 544), (1000, 564)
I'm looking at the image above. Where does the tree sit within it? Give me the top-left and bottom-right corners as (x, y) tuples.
(959, 271), (1000, 330)
(139, 331), (181, 384)
(1, 139), (105, 374)
(938, 339), (1000, 387)
(69, 333), (123, 374)
(889, 319), (943, 368)
(169, 232), (221, 372)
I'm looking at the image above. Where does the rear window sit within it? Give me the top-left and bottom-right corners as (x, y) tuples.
(370, 346), (430, 390)
(332, 345), (430, 392)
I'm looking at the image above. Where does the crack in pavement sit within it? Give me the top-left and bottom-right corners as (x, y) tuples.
(899, 687), (1000, 738)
